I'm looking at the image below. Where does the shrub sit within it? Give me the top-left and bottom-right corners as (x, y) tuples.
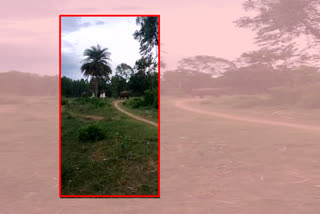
(78, 123), (105, 142)
(144, 89), (154, 106)
(154, 94), (158, 109)
(61, 97), (68, 105)
(127, 97), (144, 108)
(153, 88), (158, 109)
(75, 97), (106, 108)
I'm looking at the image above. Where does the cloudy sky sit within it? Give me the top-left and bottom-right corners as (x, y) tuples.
(61, 17), (141, 80)
(0, 0), (258, 76)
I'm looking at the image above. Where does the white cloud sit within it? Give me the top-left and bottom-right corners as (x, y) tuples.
(61, 17), (141, 80)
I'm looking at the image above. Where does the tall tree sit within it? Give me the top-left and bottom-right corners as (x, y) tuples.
(237, 45), (298, 68)
(115, 63), (134, 82)
(111, 75), (127, 97)
(178, 55), (236, 77)
(134, 17), (159, 70)
(235, 0), (320, 64)
(80, 44), (112, 97)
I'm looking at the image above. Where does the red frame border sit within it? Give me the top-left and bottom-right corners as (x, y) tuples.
(59, 14), (160, 198)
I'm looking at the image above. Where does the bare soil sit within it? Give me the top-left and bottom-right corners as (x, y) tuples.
(2, 96), (320, 213)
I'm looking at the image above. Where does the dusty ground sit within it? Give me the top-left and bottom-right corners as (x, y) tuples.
(1, 95), (320, 213)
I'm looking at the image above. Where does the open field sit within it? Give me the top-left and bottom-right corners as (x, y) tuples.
(61, 98), (158, 195)
(2, 95), (320, 213)
(160, 96), (320, 213)
(192, 95), (320, 126)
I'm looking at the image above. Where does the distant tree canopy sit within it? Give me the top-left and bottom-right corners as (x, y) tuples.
(115, 63), (134, 81)
(61, 17), (159, 109)
(235, 0), (320, 64)
(0, 71), (58, 96)
(159, 1), (320, 100)
(61, 76), (91, 97)
(178, 55), (236, 77)
(134, 16), (159, 71)
(237, 45), (299, 69)
(236, 0), (320, 44)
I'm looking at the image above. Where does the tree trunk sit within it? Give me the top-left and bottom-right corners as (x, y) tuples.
(95, 77), (99, 98)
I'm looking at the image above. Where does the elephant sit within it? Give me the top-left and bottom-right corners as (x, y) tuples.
(119, 91), (130, 100)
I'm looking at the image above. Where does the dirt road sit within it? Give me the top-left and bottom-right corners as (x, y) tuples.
(175, 98), (320, 132)
(160, 97), (320, 213)
(3, 96), (320, 214)
(113, 100), (158, 128)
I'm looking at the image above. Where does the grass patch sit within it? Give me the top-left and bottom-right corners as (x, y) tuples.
(78, 123), (106, 143)
(61, 97), (158, 195)
(122, 98), (158, 123)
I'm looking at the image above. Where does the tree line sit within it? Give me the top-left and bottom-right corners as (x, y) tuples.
(61, 69), (158, 98)
(161, 0), (320, 100)
(61, 16), (159, 108)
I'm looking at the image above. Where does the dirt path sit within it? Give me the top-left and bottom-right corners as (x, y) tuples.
(114, 100), (158, 128)
(175, 98), (320, 132)
(4, 96), (320, 213)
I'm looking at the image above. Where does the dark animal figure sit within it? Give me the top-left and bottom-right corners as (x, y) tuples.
(119, 91), (130, 100)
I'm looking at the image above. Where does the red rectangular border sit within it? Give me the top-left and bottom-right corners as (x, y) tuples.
(59, 14), (160, 198)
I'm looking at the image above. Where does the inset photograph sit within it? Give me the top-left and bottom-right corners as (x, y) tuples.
(59, 15), (159, 197)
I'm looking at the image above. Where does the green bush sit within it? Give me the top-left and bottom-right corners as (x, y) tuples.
(61, 97), (68, 105)
(153, 88), (158, 109)
(78, 123), (105, 142)
(154, 94), (158, 109)
(124, 88), (158, 109)
(144, 89), (154, 106)
(75, 97), (106, 108)
(127, 97), (144, 108)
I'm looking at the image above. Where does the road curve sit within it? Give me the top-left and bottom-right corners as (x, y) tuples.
(113, 100), (158, 128)
(175, 98), (320, 132)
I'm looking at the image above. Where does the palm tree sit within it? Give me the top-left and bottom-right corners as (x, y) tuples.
(81, 44), (112, 97)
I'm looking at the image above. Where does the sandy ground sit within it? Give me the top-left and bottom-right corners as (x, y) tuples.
(175, 98), (320, 132)
(1, 96), (320, 213)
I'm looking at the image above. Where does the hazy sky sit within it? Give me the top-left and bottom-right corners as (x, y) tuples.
(61, 17), (141, 80)
(0, 0), (257, 76)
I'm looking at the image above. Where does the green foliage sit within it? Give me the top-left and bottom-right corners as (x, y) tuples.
(81, 45), (112, 78)
(154, 93), (158, 109)
(123, 88), (158, 109)
(74, 97), (107, 108)
(111, 75), (127, 97)
(61, 97), (68, 105)
(125, 97), (144, 108)
(143, 89), (154, 106)
(81, 91), (90, 98)
(134, 17), (159, 58)
(115, 63), (134, 81)
(78, 123), (105, 142)
(81, 44), (112, 97)
(61, 97), (158, 195)
(61, 76), (91, 98)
